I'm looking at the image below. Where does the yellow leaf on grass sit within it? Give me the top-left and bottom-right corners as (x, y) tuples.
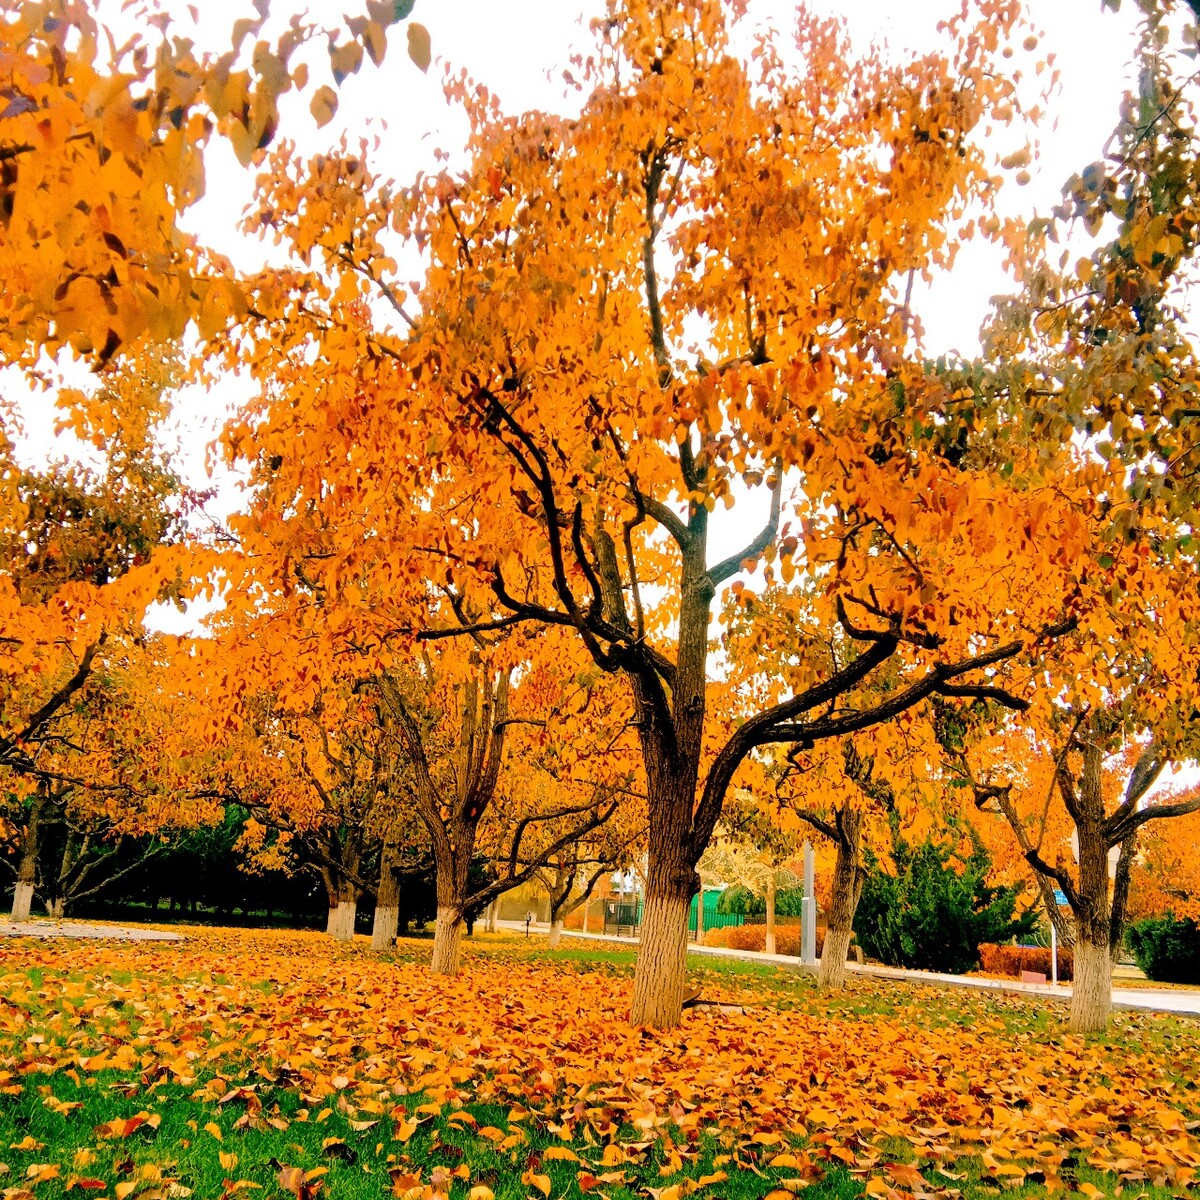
(521, 1170), (551, 1197)
(204, 1122), (222, 1141)
(544, 1148), (579, 1162)
(469, 1188), (494, 1200)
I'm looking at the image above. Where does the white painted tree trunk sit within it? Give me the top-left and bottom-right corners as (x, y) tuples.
(548, 918), (562, 948)
(371, 906), (398, 952)
(1070, 938), (1113, 1034)
(631, 890), (689, 1028)
(486, 902), (498, 933)
(431, 906), (465, 976)
(327, 898), (357, 942)
(371, 845), (401, 953)
(10, 880), (34, 923)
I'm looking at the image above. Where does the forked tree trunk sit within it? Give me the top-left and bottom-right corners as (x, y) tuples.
(1071, 938), (1113, 1034)
(431, 905), (465, 975)
(764, 878), (777, 956)
(818, 809), (865, 990)
(631, 888), (690, 1027)
(47, 898), (66, 920)
(327, 880), (358, 942)
(548, 918), (562, 948)
(371, 844), (401, 953)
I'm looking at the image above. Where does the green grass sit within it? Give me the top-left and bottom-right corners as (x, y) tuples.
(1, 1063), (1188, 1200)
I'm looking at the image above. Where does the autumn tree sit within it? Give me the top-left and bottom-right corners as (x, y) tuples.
(0, 349), (203, 919)
(0, 0), (426, 369)
(2, 630), (230, 921)
(926, 4), (1200, 1030)
(951, 695), (1200, 1032)
(699, 788), (800, 957)
(1127, 806), (1200, 923)
(221, 0), (1094, 1027)
(539, 793), (646, 949)
(376, 634), (635, 975)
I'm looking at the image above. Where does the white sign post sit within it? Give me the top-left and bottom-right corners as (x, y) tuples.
(801, 840), (817, 966)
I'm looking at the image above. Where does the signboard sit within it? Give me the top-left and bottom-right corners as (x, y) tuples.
(1053, 888), (1068, 907)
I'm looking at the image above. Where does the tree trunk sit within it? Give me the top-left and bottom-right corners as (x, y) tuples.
(818, 810), (864, 990)
(1070, 937), (1113, 1034)
(371, 844), (401, 953)
(486, 901), (498, 933)
(1068, 743), (1115, 1033)
(10, 879), (34, 923)
(47, 898), (66, 920)
(581, 900), (589, 934)
(327, 880), (357, 942)
(11, 789), (43, 922)
(631, 888), (690, 1028)
(764, 877), (777, 956)
(431, 905), (465, 975)
(548, 918), (562, 948)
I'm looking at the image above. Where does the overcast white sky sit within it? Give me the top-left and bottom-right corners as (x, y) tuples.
(9, 0), (1149, 626)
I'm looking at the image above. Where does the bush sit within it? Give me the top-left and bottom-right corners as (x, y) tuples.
(853, 832), (1036, 975)
(705, 924), (857, 959)
(1127, 913), (1200, 984)
(978, 943), (1074, 982)
(717, 925), (800, 956)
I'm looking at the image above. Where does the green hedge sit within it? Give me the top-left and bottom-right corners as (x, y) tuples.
(1127, 913), (1200, 984)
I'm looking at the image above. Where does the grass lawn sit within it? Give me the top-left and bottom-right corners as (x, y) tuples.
(1, 928), (1198, 1200)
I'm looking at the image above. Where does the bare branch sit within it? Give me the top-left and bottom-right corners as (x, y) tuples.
(708, 464), (782, 587)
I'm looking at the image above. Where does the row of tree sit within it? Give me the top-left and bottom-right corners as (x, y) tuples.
(5, 0), (1200, 1036)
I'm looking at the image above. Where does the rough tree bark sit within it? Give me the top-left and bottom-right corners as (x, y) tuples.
(371, 842), (401, 952)
(817, 808), (865, 989)
(10, 787), (44, 921)
(326, 877), (358, 942)
(431, 903), (465, 974)
(1067, 742), (1118, 1033)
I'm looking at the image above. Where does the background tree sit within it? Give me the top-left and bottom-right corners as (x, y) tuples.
(377, 634), (631, 975)
(699, 789), (800, 956)
(539, 796), (645, 949)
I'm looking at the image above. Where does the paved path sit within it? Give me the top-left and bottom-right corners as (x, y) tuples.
(515, 924), (1200, 1018)
(0, 920), (183, 942)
